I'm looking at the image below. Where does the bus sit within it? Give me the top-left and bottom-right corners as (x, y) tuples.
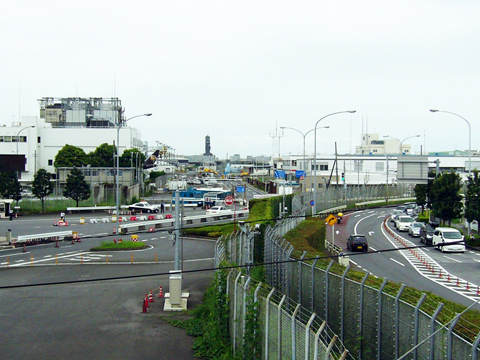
(172, 188), (232, 207)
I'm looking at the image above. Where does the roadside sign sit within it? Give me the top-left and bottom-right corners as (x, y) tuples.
(224, 196), (234, 205)
(310, 200), (315, 206)
(236, 186), (245, 193)
(325, 214), (337, 226)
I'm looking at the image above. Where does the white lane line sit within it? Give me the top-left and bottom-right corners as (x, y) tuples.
(44, 255), (52, 258)
(0, 252), (28, 258)
(370, 247), (377, 252)
(444, 256), (462, 263)
(8, 252), (89, 267)
(390, 258), (405, 267)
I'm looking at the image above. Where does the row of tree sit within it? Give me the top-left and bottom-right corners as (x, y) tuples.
(54, 143), (145, 168)
(414, 170), (480, 227)
(0, 143), (147, 213)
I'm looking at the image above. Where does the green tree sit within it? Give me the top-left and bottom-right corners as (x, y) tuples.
(465, 170), (480, 231)
(414, 184), (426, 212)
(32, 168), (54, 213)
(119, 148), (146, 167)
(88, 143), (116, 167)
(63, 167), (91, 207)
(429, 172), (463, 226)
(54, 144), (88, 168)
(0, 171), (22, 202)
(149, 170), (166, 181)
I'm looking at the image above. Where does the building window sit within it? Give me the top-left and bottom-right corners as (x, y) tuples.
(48, 159), (53, 166)
(38, 136), (41, 143)
(320, 164), (328, 171)
(376, 162), (384, 171)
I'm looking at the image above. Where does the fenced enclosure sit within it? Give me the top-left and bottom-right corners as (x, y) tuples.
(215, 196), (480, 359)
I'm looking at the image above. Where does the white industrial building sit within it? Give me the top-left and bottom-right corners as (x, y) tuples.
(0, 97), (143, 183)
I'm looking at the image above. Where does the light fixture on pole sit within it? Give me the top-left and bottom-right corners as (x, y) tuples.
(280, 126), (329, 193)
(384, 134), (420, 155)
(115, 113), (152, 233)
(16, 126), (35, 154)
(313, 110), (356, 215)
(430, 109), (471, 176)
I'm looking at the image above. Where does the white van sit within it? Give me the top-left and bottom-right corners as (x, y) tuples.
(432, 227), (465, 253)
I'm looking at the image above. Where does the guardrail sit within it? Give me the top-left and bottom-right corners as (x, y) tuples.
(119, 210), (250, 233)
(67, 205), (129, 213)
(316, 205), (346, 216)
(14, 230), (74, 246)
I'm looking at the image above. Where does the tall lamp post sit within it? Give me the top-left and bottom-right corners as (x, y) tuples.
(313, 110), (356, 215)
(115, 113), (152, 232)
(280, 125), (329, 192)
(430, 109), (471, 176)
(16, 125), (35, 154)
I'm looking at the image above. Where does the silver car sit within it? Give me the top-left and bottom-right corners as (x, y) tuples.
(408, 222), (423, 237)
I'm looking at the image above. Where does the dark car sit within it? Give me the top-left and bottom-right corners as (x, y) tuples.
(347, 234), (368, 252)
(420, 222), (438, 245)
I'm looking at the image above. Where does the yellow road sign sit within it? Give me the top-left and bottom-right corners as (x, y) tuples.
(325, 214), (337, 226)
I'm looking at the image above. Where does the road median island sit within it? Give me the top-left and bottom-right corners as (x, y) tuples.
(90, 241), (147, 251)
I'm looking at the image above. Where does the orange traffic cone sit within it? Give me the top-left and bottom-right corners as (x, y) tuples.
(145, 295), (149, 308)
(158, 286), (164, 298)
(148, 290), (154, 303)
(142, 297), (148, 313)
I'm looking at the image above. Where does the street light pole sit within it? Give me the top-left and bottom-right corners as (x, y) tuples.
(384, 134), (420, 155)
(313, 111), (356, 215)
(280, 126), (329, 193)
(115, 113), (152, 233)
(430, 109), (471, 176)
(16, 125), (35, 154)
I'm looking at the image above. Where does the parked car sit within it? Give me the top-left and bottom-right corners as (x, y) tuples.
(128, 201), (160, 213)
(432, 227), (465, 253)
(206, 206), (232, 215)
(420, 223), (436, 245)
(395, 216), (415, 231)
(408, 222), (423, 237)
(347, 234), (368, 252)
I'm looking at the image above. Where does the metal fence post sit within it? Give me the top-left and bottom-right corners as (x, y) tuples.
(311, 259), (318, 312)
(292, 304), (301, 360)
(394, 284), (406, 359)
(265, 288), (275, 359)
(299, 251), (307, 305)
(341, 264), (350, 343)
(305, 312), (316, 360)
(278, 295), (287, 360)
(243, 277), (251, 349)
(313, 321), (326, 360)
(233, 272), (242, 356)
(377, 278), (388, 360)
(325, 260), (334, 325)
(447, 313), (461, 360)
(430, 302), (443, 360)
(413, 293), (426, 360)
(472, 327), (480, 360)
(359, 272), (369, 360)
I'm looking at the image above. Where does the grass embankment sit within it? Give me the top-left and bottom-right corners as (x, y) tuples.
(283, 216), (480, 343)
(90, 241), (146, 251)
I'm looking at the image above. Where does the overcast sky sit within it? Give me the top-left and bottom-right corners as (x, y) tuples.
(2, 1), (479, 159)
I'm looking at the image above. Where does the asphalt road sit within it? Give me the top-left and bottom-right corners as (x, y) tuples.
(335, 208), (480, 310)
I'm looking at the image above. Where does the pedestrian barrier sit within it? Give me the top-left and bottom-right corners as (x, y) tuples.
(14, 230), (74, 247)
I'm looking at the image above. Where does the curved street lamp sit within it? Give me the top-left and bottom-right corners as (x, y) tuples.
(384, 134), (420, 155)
(430, 109), (471, 176)
(280, 126), (329, 191)
(16, 125), (35, 154)
(115, 113), (152, 232)
(313, 110), (356, 215)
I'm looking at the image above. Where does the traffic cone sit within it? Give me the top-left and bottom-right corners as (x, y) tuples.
(158, 286), (164, 298)
(149, 227), (154, 233)
(142, 297), (148, 313)
(55, 240), (59, 248)
(148, 290), (154, 303)
(23, 244), (26, 252)
(54, 219), (57, 226)
(113, 227), (116, 235)
(145, 295), (149, 308)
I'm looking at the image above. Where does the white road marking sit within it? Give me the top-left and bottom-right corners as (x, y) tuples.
(444, 256), (462, 263)
(390, 258), (405, 267)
